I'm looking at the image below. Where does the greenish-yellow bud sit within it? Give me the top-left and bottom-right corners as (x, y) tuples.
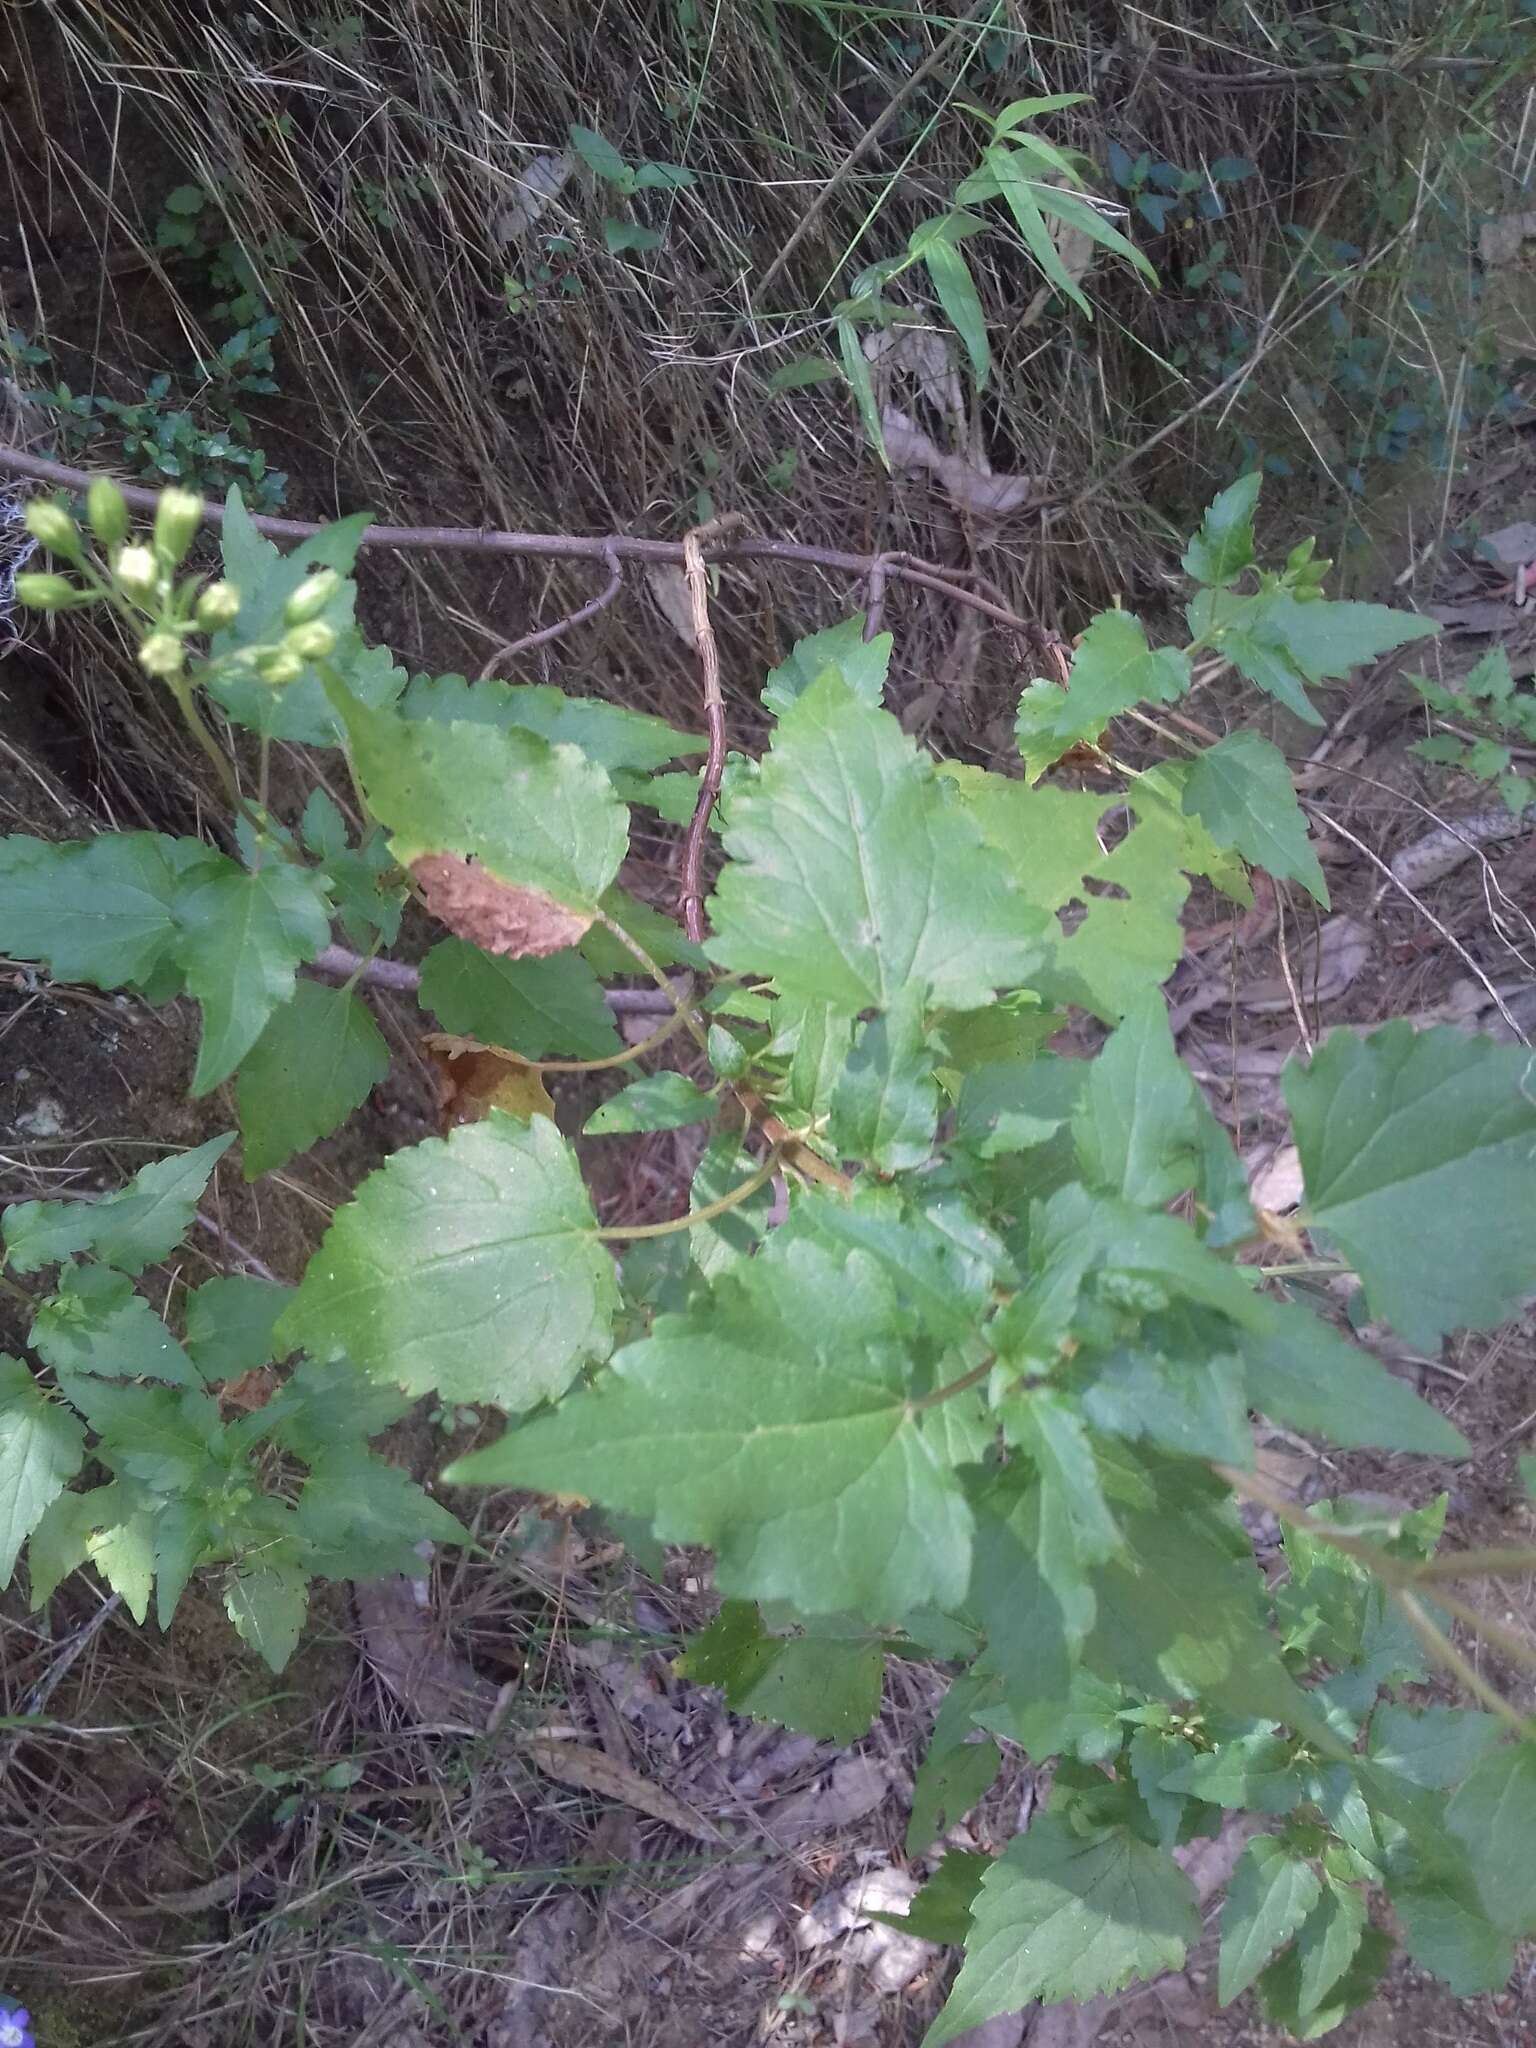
(86, 477), (131, 549)
(195, 580), (242, 632)
(282, 570), (341, 626)
(153, 487), (203, 566)
(255, 646), (305, 687)
(112, 544), (160, 601)
(13, 572), (83, 612)
(23, 500), (83, 560)
(284, 619), (335, 661)
(138, 630), (185, 679)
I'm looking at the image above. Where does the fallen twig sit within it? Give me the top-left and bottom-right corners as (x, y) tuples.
(477, 545), (623, 677)
(678, 511), (747, 942)
(309, 942), (678, 1015)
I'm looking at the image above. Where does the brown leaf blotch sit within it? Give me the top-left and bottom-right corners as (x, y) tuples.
(412, 852), (591, 958)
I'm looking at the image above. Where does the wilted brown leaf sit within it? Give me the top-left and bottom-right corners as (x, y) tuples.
(422, 1031), (556, 1129)
(412, 852), (592, 957)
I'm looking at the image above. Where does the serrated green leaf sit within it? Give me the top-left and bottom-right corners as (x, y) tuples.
(209, 495), (402, 743)
(1182, 473), (1261, 586)
(1368, 1704), (1502, 1790)
(1189, 585), (1438, 727)
(584, 1072), (716, 1135)
(225, 1560), (309, 1671)
(154, 1498), (212, 1629)
(676, 1601), (883, 1742)
(969, 1476), (1090, 1731)
(1082, 1341), (1252, 1466)
(26, 1483), (122, 1605)
(183, 1275), (295, 1382)
(0, 831), (215, 991)
(1181, 732), (1329, 904)
(828, 990), (938, 1171)
(419, 937), (620, 1061)
(1162, 1729), (1308, 1814)
(448, 1238), (973, 1621)
(888, 1850), (991, 1946)
(1286, 1022), (1536, 1348)
(237, 981), (388, 1177)
(779, 1185), (999, 1349)
(1007, 1391), (1122, 1565)
(907, 1682), (1003, 1854)
(1292, 1876), (1368, 2013)
(946, 769), (1196, 1021)
(30, 1265), (200, 1387)
(762, 615), (891, 718)
(1127, 1724), (1194, 1848)
(687, 1131), (773, 1281)
(1219, 1835), (1323, 2003)
(250, 1356), (412, 1461)
(67, 1379), (225, 1492)
(1446, 1741), (1536, 1935)
(579, 886), (705, 976)
(278, 1115), (618, 1409)
(294, 1446), (467, 1578)
(402, 674), (702, 772)
(709, 675), (1045, 1011)
(177, 863), (332, 1094)
(339, 696), (628, 922)
(923, 1816), (1198, 2047)
(90, 1508), (156, 1622)
(1016, 611), (1190, 780)
(1390, 1858), (1517, 1994)
(4, 1134), (233, 1277)
(1073, 992), (1202, 1205)
(1237, 1295), (1465, 1455)
(0, 1356), (86, 1584)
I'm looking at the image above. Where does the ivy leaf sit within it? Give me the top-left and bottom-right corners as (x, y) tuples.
(923, 1816), (1198, 2047)
(1073, 993), (1201, 1206)
(30, 1266), (200, 1387)
(419, 938), (620, 1060)
(225, 1561), (309, 1671)
(1446, 1742), (1536, 1935)
(4, 1133), (233, 1277)
(675, 1601), (884, 1742)
(708, 674), (1045, 1013)
(1367, 1704), (1502, 1791)
(1016, 611), (1190, 780)
(1182, 473), (1261, 586)
(1188, 586), (1438, 726)
(828, 990), (940, 1170)
(176, 863), (332, 1094)
(184, 1275), (294, 1381)
(236, 981), (389, 1178)
(585, 1072), (716, 1135)
(339, 695), (628, 927)
(761, 615), (891, 718)
(1181, 732), (1329, 904)
(448, 1239), (973, 1621)
(277, 1115), (618, 1410)
(1219, 1836), (1323, 2003)
(0, 831), (217, 991)
(1237, 1296), (1465, 1455)
(0, 1356), (86, 1584)
(402, 674), (702, 773)
(1285, 1022), (1536, 1347)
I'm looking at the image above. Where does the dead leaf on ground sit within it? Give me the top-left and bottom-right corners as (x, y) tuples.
(759, 1754), (890, 1842)
(412, 852), (592, 956)
(1478, 210), (1536, 267)
(1247, 1143), (1303, 1215)
(523, 1735), (723, 1844)
(1479, 521), (1536, 566)
(882, 407), (1040, 519)
(1238, 914), (1372, 1012)
(644, 563), (697, 647)
(422, 1031), (556, 1128)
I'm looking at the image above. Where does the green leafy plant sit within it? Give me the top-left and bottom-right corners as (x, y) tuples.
(567, 122), (696, 257)
(1407, 645), (1536, 813)
(3, 471), (1533, 2040)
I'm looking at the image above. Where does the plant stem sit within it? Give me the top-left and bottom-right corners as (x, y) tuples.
(596, 1152), (778, 1241)
(166, 674), (247, 819)
(910, 1356), (995, 1412)
(534, 1009), (689, 1073)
